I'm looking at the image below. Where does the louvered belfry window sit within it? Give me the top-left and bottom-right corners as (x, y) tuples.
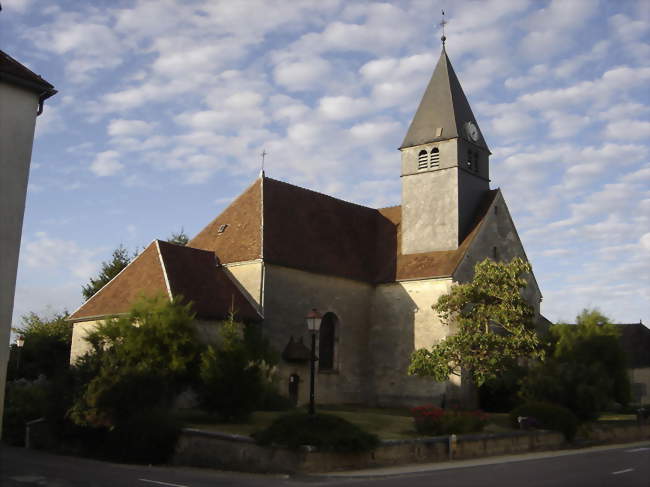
(430, 147), (440, 167)
(418, 150), (428, 170)
(418, 147), (440, 171)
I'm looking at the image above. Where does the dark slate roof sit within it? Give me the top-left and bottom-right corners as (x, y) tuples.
(69, 240), (261, 323)
(400, 48), (488, 151)
(615, 323), (650, 368)
(0, 50), (56, 98)
(189, 177), (496, 283)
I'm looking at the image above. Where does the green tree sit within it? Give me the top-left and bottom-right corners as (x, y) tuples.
(71, 294), (201, 427)
(8, 311), (72, 380)
(168, 229), (189, 246)
(520, 309), (630, 420)
(82, 245), (134, 300)
(408, 257), (543, 386)
(197, 316), (270, 421)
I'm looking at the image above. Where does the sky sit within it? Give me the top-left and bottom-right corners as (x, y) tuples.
(2, 0), (649, 333)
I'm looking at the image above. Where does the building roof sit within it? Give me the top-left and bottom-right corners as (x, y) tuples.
(69, 240), (261, 323)
(400, 48), (488, 151)
(188, 176), (497, 284)
(615, 323), (650, 368)
(0, 50), (56, 99)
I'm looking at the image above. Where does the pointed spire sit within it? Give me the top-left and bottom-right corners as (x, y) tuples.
(400, 49), (489, 152)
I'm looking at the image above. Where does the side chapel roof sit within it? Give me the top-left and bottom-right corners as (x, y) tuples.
(68, 240), (261, 323)
(400, 48), (489, 151)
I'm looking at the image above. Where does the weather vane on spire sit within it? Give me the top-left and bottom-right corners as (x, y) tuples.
(440, 9), (447, 48)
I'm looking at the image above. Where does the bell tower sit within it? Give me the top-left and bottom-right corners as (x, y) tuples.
(400, 46), (491, 254)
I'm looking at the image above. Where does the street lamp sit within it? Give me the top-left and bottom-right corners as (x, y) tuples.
(305, 308), (322, 415)
(15, 335), (25, 378)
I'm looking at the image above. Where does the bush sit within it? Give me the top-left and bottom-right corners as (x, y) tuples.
(2, 380), (48, 445)
(104, 409), (181, 464)
(411, 406), (488, 435)
(253, 412), (379, 452)
(258, 389), (295, 412)
(510, 401), (578, 441)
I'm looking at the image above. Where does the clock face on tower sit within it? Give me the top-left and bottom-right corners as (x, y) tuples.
(465, 121), (480, 142)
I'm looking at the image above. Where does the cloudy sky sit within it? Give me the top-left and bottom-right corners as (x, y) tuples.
(3, 0), (649, 330)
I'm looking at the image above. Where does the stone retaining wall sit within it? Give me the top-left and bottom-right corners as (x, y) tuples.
(173, 423), (650, 474)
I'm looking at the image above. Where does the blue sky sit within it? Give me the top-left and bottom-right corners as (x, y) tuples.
(3, 0), (649, 330)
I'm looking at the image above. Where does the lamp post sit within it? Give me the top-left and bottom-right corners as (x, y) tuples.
(305, 308), (322, 415)
(15, 335), (24, 378)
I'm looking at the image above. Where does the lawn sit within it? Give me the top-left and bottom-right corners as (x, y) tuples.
(177, 405), (516, 440)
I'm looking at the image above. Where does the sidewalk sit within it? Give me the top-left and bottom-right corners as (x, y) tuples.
(316, 439), (650, 478)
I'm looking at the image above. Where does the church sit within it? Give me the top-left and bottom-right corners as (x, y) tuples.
(69, 45), (544, 408)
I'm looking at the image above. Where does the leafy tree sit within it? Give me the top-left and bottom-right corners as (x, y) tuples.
(197, 315), (271, 421)
(71, 294), (201, 427)
(408, 257), (543, 386)
(168, 228), (189, 246)
(82, 245), (134, 300)
(8, 311), (72, 380)
(520, 309), (630, 420)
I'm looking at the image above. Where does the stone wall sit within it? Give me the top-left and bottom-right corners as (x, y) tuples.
(263, 263), (374, 405)
(369, 278), (454, 407)
(173, 423), (650, 474)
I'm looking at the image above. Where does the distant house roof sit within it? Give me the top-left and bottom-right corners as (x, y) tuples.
(69, 240), (261, 323)
(188, 176), (497, 284)
(615, 323), (650, 368)
(0, 50), (56, 99)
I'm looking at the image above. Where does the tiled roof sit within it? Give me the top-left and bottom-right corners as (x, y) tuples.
(615, 323), (650, 368)
(69, 177), (496, 323)
(190, 176), (496, 283)
(68, 242), (167, 321)
(0, 50), (56, 97)
(69, 240), (261, 323)
(157, 240), (260, 321)
(188, 179), (262, 263)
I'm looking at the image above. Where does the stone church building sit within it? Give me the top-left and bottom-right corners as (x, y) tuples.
(69, 47), (543, 407)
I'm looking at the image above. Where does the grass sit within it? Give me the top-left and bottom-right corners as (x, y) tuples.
(597, 413), (637, 421)
(177, 404), (516, 440)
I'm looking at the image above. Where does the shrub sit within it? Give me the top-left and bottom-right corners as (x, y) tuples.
(411, 406), (488, 435)
(510, 401), (578, 441)
(104, 409), (181, 464)
(2, 380), (48, 445)
(253, 412), (379, 452)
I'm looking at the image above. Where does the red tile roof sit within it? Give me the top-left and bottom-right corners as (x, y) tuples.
(69, 178), (496, 322)
(188, 177), (497, 283)
(69, 240), (261, 323)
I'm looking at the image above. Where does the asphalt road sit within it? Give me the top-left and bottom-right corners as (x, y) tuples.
(1, 442), (649, 487)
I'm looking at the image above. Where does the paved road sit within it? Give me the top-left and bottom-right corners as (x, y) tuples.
(1, 442), (649, 487)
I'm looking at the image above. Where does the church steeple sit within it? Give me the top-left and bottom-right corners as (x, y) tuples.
(399, 47), (491, 255)
(400, 49), (489, 152)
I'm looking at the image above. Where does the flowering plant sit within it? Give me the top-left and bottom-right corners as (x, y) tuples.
(411, 405), (488, 435)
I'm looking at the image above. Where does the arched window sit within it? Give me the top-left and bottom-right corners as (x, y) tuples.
(318, 312), (338, 370)
(430, 147), (440, 167)
(417, 150), (428, 170)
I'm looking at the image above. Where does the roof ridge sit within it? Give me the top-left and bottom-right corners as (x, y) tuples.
(263, 176), (387, 213)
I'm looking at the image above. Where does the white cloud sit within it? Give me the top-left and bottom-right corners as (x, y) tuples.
(108, 119), (154, 137)
(273, 58), (331, 92)
(604, 120), (650, 140)
(23, 232), (101, 280)
(641, 233), (650, 252)
(319, 96), (371, 120)
(90, 150), (124, 176)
